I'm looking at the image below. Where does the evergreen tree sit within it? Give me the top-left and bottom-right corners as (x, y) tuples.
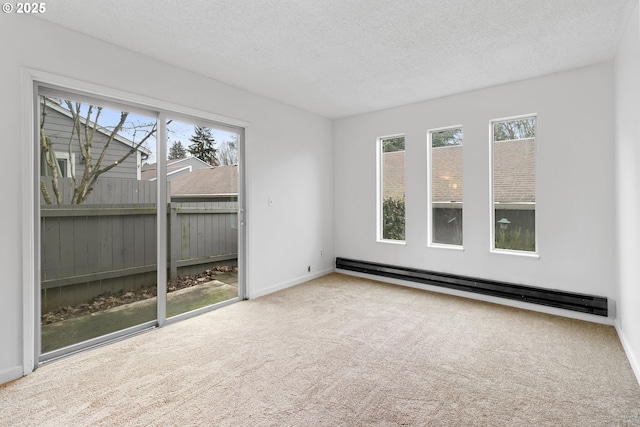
(168, 141), (187, 160)
(188, 126), (218, 165)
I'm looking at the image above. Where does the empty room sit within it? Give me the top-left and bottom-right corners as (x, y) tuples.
(1, 0), (640, 425)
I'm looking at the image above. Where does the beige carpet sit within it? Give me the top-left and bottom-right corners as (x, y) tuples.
(2, 273), (639, 426)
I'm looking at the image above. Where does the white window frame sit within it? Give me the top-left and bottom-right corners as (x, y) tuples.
(427, 125), (464, 250)
(55, 152), (75, 178)
(489, 113), (539, 258)
(376, 134), (406, 244)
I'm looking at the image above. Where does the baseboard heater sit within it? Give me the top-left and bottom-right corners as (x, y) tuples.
(335, 257), (608, 317)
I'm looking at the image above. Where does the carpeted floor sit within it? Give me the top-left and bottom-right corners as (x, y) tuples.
(1, 273), (639, 426)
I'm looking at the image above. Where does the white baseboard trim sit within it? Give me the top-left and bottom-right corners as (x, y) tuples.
(249, 268), (334, 299)
(0, 365), (24, 385)
(615, 321), (640, 386)
(336, 269), (615, 326)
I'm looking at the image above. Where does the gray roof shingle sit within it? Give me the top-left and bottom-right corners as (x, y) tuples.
(169, 165), (238, 196)
(382, 138), (535, 203)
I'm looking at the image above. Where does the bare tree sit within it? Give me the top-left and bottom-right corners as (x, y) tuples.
(431, 128), (462, 147)
(493, 118), (536, 141)
(382, 136), (404, 153)
(40, 97), (156, 205)
(216, 134), (239, 165)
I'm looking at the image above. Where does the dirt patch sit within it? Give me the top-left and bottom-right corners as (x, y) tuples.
(41, 266), (238, 325)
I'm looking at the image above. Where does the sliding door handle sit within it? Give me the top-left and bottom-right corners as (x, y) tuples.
(239, 208), (245, 226)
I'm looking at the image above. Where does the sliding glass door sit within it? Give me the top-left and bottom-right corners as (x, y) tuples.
(39, 92), (159, 357)
(164, 119), (240, 318)
(37, 87), (244, 362)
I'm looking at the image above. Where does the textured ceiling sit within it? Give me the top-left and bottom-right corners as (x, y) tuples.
(36, 0), (635, 119)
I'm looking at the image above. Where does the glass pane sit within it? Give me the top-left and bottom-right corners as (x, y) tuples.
(164, 120), (239, 318)
(39, 95), (157, 354)
(492, 117), (536, 252)
(380, 136), (406, 241)
(430, 127), (463, 245)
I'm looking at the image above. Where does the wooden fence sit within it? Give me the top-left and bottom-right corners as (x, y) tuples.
(40, 177), (238, 311)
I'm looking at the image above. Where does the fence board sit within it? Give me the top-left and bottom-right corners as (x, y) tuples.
(122, 216), (135, 269)
(226, 205), (232, 252)
(40, 176), (157, 206)
(197, 202), (205, 258)
(75, 283), (88, 306)
(189, 203), (198, 260)
(143, 214), (156, 266)
(214, 203), (223, 255)
(222, 201), (230, 254)
(86, 217), (101, 274)
(170, 206), (179, 279)
(41, 217), (60, 281)
(134, 215), (145, 268)
(122, 179), (131, 205)
(87, 281), (101, 301)
(111, 215), (124, 270)
(41, 265), (157, 289)
(96, 179), (107, 205)
(204, 206), (213, 256)
(176, 254), (237, 268)
(40, 177), (238, 308)
(73, 216), (88, 276)
(181, 213), (190, 260)
(58, 217), (75, 279)
(99, 215), (113, 273)
(41, 207), (156, 217)
(59, 282), (76, 307)
(42, 204), (237, 280)
(62, 179), (73, 204)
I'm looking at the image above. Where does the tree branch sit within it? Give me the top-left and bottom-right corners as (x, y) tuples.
(81, 121), (156, 204)
(39, 100), (62, 205)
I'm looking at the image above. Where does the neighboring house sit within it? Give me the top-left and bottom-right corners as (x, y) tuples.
(431, 145), (463, 205)
(169, 164), (238, 200)
(382, 151), (405, 200)
(141, 157), (212, 181)
(492, 138), (535, 205)
(382, 138), (535, 207)
(383, 138), (535, 244)
(141, 159), (238, 201)
(41, 98), (152, 181)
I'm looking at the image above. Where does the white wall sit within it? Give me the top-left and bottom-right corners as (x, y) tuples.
(0, 16), (334, 383)
(334, 63), (616, 315)
(615, 0), (640, 381)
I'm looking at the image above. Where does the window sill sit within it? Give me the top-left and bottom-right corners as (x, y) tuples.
(428, 243), (464, 251)
(377, 239), (407, 246)
(490, 249), (540, 259)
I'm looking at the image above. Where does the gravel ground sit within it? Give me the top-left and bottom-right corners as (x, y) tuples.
(41, 266), (238, 325)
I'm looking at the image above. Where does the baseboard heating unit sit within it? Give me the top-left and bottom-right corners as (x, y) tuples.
(335, 257), (608, 317)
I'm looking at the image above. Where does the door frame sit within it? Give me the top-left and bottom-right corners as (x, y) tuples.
(22, 68), (249, 372)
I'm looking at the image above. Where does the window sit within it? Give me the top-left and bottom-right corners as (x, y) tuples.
(491, 115), (536, 253)
(39, 91), (159, 357)
(378, 135), (405, 242)
(428, 127), (463, 246)
(37, 86), (245, 362)
(55, 152), (75, 177)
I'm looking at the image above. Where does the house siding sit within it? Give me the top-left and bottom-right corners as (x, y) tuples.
(42, 105), (142, 182)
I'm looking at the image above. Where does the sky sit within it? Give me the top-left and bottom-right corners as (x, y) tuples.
(66, 99), (237, 164)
